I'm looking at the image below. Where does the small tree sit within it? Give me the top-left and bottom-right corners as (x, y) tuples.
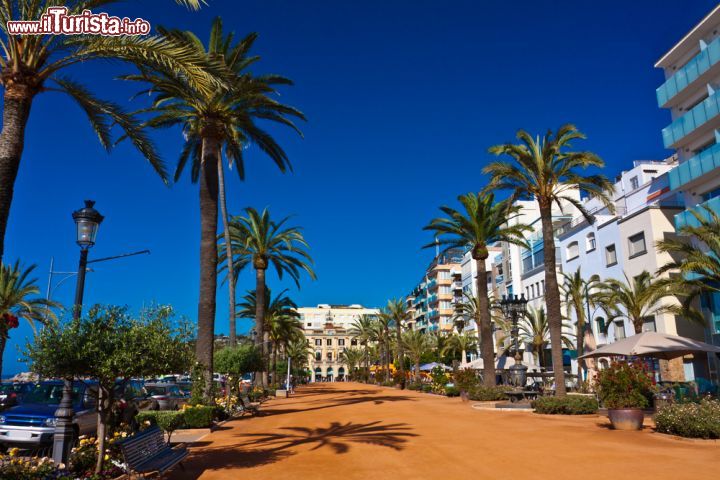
(214, 344), (264, 397)
(25, 305), (193, 474)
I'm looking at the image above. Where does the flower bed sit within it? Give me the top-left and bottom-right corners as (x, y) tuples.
(533, 395), (599, 415)
(136, 404), (215, 432)
(655, 399), (720, 439)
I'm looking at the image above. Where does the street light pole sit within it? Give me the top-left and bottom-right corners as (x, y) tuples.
(53, 200), (104, 465)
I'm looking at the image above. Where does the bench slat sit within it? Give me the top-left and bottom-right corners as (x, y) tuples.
(119, 425), (186, 474)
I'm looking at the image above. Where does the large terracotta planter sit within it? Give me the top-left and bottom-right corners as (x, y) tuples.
(607, 408), (644, 430)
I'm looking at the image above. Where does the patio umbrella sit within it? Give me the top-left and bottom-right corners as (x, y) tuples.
(462, 356), (516, 369)
(578, 331), (720, 360)
(419, 362), (451, 371)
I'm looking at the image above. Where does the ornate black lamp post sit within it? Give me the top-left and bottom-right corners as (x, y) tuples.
(52, 200), (104, 465)
(499, 294), (528, 388)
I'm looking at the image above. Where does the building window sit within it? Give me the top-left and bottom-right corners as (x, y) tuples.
(438, 271), (450, 279)
(614, 321), (626, 340)
(440, 301), (451, 309)
(630, 176), (639, 190)
(327, 352), (332, 361)
(541, 280), (545, 294)
(531, 284), (536, 298)
(306, 323), (312, 327)
(628, 232), (647, 258)
(439, 286), (451, 294)
(526, 286), (530, 298)
(642, 316), (657, 332)
(605, 244), (617, 266)
(315, 351), (321, 361)
(351, 339), (357, 346)
(338, 339), (345, 346)
(595, 316), (605, 334)
(315, 339), (322, 346)
(566, 241), (579, 260)
(326, 338), (332, 346)
(586, 233), (596, 252)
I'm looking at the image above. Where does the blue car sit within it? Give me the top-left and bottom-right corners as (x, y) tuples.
(0, 381), (98, 447)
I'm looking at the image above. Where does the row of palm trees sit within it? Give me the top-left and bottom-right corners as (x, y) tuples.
(0, 2), (316, 393)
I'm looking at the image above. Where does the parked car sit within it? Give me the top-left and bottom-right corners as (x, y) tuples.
(177, 381), (192, 397)
(0, 381), (97, 447)
(113, 380), (157, 427)
(0, 383), (34, 411)
(144, 383), (187, 410)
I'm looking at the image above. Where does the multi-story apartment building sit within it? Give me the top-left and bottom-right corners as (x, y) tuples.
(407, 248), (464, 333)
(298, 304), (380, 382)
(656, 4), (720, 380)
(555, 157), (706, 381)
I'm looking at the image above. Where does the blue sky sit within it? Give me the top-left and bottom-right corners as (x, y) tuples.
(3, 0), (718, 374)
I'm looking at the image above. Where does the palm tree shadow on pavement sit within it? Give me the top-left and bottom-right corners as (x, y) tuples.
(174, 421), (417, 479)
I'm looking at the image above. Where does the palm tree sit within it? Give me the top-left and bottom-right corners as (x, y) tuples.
(385, 299), (408, 388)
(349, 314), (375, 382)
(286, 336), (312, 376)
(485, 125), (614, 395)
(560, 267), (602, 380)
(127, 21), (304, 394)
(656, 206), (720, 325)
(225, 207), (314, 386)
(428, 330), (449, 362)
(597, 271), (677, 335)
(267, 309), (303, 384)
(402, 330), (430, 381)
(442, 333), (478, 365)
(339, 347), (364, 381)
(0, 0), (217, 261)
(0, 262), (58, 377)
(424, 192), (530, 387)
(497, 307), (574, 368)
(374, 310), (393, 381)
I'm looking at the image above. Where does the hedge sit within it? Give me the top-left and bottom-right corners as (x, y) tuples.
(532, 395), (598, 415)
(655, 399), (720, 439)
(183, 405), (215, 428)
(468, 386), (512, 401)
(444, 386), (460, 397)
(135, 405), (215, 431)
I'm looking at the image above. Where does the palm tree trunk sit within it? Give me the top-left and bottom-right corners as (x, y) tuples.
(576, 311), (586, 382)
(0, 335), (6, 380)
(475, 257), (496, 387)
(254, 267), (267, 387)
(0, 87), (35, 262)
(216, 156), (237, 346)
(196, 136), (220, 401)
(539, 201), (566, 396)
(395, 319), (405, 388)
(272, 344), (278, 384)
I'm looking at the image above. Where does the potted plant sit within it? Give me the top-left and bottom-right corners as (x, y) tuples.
(595, 361), (655, 430)
(453, 368), (478, 403)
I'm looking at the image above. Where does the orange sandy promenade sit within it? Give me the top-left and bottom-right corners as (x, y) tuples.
(174, 382), (719, 480)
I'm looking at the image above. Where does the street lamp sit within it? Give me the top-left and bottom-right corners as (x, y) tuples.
(53, 200), (104, 465)
(499, 294), (528, 388)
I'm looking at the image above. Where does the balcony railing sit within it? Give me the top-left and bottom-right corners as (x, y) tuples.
(427, 294), (438, 304)
(675, 195), (720, 229)
(495, 274), (504, 284)
(662, 89), (720, 148)
(669, 142), (720, 191)
(452, 281), (463, 290)
(427, 279), (437, 289)
(427, 309), (439, 319)
(657, 38), (720, 107)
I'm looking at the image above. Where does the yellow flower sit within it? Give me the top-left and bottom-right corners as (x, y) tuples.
(8, 447), (19, 457)
(104, 454), (110, 461)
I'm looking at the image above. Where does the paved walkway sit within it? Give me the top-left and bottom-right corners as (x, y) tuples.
(175, 382), (719, 480)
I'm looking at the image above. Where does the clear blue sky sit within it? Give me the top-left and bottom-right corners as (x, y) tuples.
(3, 0), (717, 375)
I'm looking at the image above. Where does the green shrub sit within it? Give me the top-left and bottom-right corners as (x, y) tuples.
(183, 405), (214, 428)
(421, 384), (432, 393)
(136, 410), (185, 439)
(444, 386), (460, 397)
(407, 382), (423, 391)
(468, 385), (512, 401)
(533, 395), (598, 415)
(453, 369), (479, 393)
(655, 399), (720, 439)
(595, 361), (655, 409)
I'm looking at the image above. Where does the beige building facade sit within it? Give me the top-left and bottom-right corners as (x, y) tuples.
(298, 304), (380, 382)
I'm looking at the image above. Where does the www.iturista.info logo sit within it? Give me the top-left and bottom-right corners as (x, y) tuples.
(7, 7), (150, 36)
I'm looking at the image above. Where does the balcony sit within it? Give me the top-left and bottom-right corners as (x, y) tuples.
(675, 195), (720, 229)
(668, 142), (720, 191)
(495, 274), (504, 284)
(661, 89), (720, 149)
(427, 294), (438, 304)
(426, 279), (437, 289)
(452, 281), (463, 290)
(427, 309), (439, 319)
(657, 37), (720, 108)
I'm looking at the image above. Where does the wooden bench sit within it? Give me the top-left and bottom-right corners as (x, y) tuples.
(239, 395), (261, 416)
(117, 425), (188, 477)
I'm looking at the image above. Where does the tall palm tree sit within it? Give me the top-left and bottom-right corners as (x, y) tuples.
(374, 310), (393, 381)
(442, 333), (478, 365)
(497, 307), (575, 368)
(402, 330), (430, 381)
(428, 330), (449, 362)
(267, 309), (303, 383)
(656, 206), (720, 325)
(127, 21), (304, 394)
(385, 299), (408, 388)
(560, 267), (602, 380)
(424, 192), (530, 387)
(0, 0), (217, 261)
(485, 125), (614, 395)
(597, 271), (677, 335)
(349, 314), (375, 382)
(339, 347), (364, 381)
(286, 336), (312, 375)
(227, 208), (314, 386)
(0, 261), (58, 377)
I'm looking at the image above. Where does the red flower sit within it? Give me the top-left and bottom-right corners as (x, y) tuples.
(2, 313), (19, 329)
